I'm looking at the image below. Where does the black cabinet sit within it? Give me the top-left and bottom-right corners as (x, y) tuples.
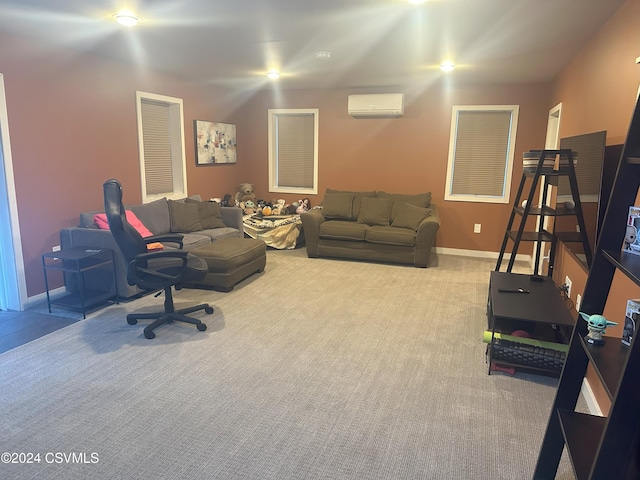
(533, 98), (640, 479)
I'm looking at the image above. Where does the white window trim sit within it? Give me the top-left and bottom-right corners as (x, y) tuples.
(135, 91), (188, 202)
(444, 105), (519, 204)
(268, 108), (319, 195)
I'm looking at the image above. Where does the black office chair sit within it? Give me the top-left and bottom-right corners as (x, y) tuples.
(103, 179), (213, 339)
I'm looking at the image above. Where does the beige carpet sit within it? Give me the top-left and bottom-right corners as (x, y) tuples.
(0, 250), (576, 479)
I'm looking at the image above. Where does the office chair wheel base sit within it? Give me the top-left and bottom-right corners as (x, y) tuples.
(127, 318), (137, 325)
(205, 306), (214, 314)
(197, 323), (207, 331)
(144, 330), (156, 340)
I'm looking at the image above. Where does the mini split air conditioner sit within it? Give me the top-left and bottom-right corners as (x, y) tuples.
(347, 93), (404, 118)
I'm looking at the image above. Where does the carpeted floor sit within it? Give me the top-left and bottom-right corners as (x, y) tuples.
(0, 250), (577, 479)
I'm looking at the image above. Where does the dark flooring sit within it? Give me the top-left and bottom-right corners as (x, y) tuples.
(0, 310), (81, 354)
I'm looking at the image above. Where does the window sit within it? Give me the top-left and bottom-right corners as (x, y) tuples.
(268, 109), (318, 195)
(445, 105), (519, 204)
(136, 91), (187, 202)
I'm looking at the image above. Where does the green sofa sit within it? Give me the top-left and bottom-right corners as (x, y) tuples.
(300, 189), (440, 267)
(60, 195), (244, 298)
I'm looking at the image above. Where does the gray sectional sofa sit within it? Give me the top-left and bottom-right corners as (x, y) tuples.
(60, 195), (244, 298)
(300, 189), (440, 267)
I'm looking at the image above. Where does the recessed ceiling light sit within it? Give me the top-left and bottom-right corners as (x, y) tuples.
(315, 51), (332, 60)
(440, 61), (455, 72)
(267, 70), (280, 79)
(113, 12), (142, 27)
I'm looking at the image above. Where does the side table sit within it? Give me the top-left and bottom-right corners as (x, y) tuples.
(487, 271), (575, 376)
(42, 247), (118, 318)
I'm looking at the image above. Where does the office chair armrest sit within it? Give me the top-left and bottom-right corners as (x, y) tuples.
(129, 250), (189, 288)
(145, 233), (184, 249)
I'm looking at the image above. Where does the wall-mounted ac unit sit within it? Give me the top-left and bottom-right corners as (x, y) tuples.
(347, 93), (404, 118)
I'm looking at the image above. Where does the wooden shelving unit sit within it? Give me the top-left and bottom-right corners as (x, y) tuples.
(496, 149), (592, 276)
(533, 97), (640, 479)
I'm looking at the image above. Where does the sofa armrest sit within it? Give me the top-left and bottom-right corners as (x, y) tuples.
(414, 205), (441, 267)
(221, 206), (243, 232)
(60, 227), (140, 299)
(300, 209), (326, 257)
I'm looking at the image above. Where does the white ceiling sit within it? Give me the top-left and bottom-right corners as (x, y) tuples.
(0, 0), (625, 90)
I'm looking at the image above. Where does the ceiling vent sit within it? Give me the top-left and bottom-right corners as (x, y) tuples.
(348, 93), (404, 118)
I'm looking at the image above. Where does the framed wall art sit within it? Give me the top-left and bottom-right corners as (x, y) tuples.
(194, 120), (237, 165)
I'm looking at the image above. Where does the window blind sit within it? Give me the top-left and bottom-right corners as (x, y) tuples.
(275, 113), (315, 189)
(141, 100), (174, 195)
(451, 110), (512, 197)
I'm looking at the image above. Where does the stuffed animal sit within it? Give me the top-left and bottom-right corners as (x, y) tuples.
(240, 200), (257, 215)
(235, 183), (257, 206)
(296, 198), (311, 214)
(271, 199), (286, 215)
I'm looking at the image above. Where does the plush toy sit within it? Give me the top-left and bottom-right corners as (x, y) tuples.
(580, 312), (617, 346)
(271, 199), (286, 215)
(209, 193), (232, 206)
(296, 198), (311, 214)
(240, 200), (257, 215)
(235, 183), (257, 206)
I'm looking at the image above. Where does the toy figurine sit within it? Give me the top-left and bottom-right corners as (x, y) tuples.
(579, 312), (617, 346)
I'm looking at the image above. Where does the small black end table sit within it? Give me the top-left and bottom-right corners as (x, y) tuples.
(487, 271), (575, 375)
(42, 247), (118, 318)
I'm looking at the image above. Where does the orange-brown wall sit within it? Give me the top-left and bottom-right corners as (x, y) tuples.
(235, 83), (551, 254)
(2, 0), (638, 304)
(0, 32), (245, 297)
(548, 0), (640, 412)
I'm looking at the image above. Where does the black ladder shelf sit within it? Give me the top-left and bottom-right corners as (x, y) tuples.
(495, 149), (592, 276)
(533, 96), (640, 479)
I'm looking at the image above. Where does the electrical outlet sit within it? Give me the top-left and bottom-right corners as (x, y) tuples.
(474, 223), (481, 234)
(564, 276), (572, 298)
(576, 293), (582, 312)
(52, 245), (61, 252)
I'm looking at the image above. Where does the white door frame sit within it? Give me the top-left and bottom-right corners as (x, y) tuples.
(0, 73), (27, 311)
(537, 102), (562, 274)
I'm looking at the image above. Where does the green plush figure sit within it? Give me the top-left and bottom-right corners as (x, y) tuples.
(580, 312), (617, 346)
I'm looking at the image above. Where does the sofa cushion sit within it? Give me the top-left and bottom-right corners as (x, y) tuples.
(365, 226), (416, 247)
(391, 203), (433, 231)
(319, 220), (368, 241)
(322, 193), (354, 219)
(357, 197), (393, 226)
(326, 189), (375, 219)
(180, 233), (214, 250)
(376, 191), (432, 221)
(130, 197), (171, 235)
(185, 198), (227, 229)
(93, 211), (164, 250)
(168, 200), (203, 233)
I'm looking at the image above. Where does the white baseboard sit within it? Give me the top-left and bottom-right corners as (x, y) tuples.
(581, 378), (603, 416)
(23, 286), (65, 310)
(434, 246), (531, 264)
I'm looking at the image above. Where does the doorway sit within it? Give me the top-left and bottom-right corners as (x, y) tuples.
(536, 102), (562, 274)
(0, 73), (26, 311)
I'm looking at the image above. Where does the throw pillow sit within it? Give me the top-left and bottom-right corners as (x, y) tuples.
(391, 203), (432, 230)
(376, 191), (432, 221)
(93, 211), (164, 250)
(185, 198), (226, 229)
(357, 197), (393, 226)
(168, 200), (203, 233)
(323, 193), (354, 219)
